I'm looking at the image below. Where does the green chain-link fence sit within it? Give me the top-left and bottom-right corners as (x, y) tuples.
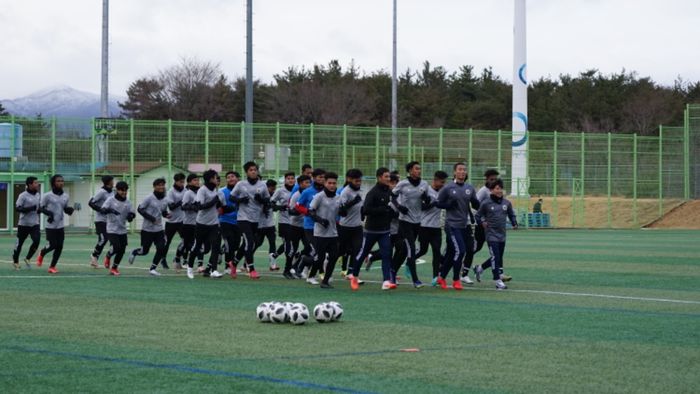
(0, 104), (696, 232)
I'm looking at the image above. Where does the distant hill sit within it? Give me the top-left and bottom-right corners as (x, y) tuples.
(1, 85), (123, 118)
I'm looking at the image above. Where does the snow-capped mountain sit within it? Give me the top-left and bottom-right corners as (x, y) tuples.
(1, 85), (123, 118)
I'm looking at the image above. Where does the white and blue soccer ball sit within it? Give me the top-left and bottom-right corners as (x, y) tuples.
(256, 302), (271, 322)
(313, 302), (334, 323)
(327, 301), (343, 321)
(269, 302), (288, 324)
(289, 303), (310, 325)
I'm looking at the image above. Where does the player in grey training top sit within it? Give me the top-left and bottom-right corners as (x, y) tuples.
(100, 181), (136, 275)
(163, 173), (187, 270)
(128, 178), (169, 276)
(89, 175), (114, 268)
(270, 171), (296, 269)
(466, 168), (502, 281)
(284, 175), (311, 278)
(307, 171), (341, 288)
(416, 170), (448, 284)
(180, 174), (200, 271)
(390, 161), (430, 287)
(187, 169), (227, 279)
(474, 178), (517, 290)
(337, 169), (364, 279)
(37, 174), (74, 273)
(435, 162), (480, 290)
(229, 161), (270, 278)
(13, 176), (42, 270)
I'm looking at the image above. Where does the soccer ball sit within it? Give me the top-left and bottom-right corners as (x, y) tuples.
(269, 302), (288, 324)
(283, 302), (295, 322)
(327, 301), (343, 321)
(289, 303), (309, 325)
(256, 302), (271, 322)
(313, 303), (333, 323)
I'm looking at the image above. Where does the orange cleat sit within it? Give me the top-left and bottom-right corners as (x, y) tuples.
(104, 256), (111, 269)
(249, 269), (260, 280)
(437, 277), (448, 290)
(453, 280), (463, 290)
(350, 276), (359, 291)
(36, 254), (44, 267)
(110, 267), (120, 276)
(47, 267), (58, 274)
(227, 261), (237, 279)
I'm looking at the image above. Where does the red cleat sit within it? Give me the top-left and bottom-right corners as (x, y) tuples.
(350, 276), (359, 291)
(227, 261), (237, 279)
(104, 256), (111, 269)
(249, 270), (260, 280)
(47, 267), (58, 274)
(437, 277), (448, 290)
(453, 280), (463, 290)
(110, 267), (120, 276)
(36, 254), (44, 267)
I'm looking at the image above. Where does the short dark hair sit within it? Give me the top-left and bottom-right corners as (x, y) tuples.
(153, 177), (166, 186)
(453, 162), (466, 171)
(405, 161), (420, 173)
(25, 176), (38, 186)
(376, 167), (390, 177)
(173, 173), (185, 182)
(284, 171), (295, 178)
(202, 169), (218, 183)
(301, 164), (312, 172)
(186, 173), (199, 183)
(101, 175), (114, 184)
(266, 179), (277, 187)
(312, 168), (326, 178)
(487, 178), (504, 190)
(50, 174), (63, 186)
(484, 168), (500, 178)
(390, 170), (400, 176)
(389, 174), (400, 183)
(225, 171), (240, 178)
(434, 170), (448, 180)
(243, 161), (258, 172)
(297, 175), (311, 184)
(346, 168), (363, 179)
(115, 181), (129, 191)
(325, 172), (338, 180)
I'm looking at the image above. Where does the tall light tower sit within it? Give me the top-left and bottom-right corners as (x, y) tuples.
(245, 0), (254, 162)
(390, 0), (398, 171)
(98, 0), (109, 164)
(511, 0), (528, 196)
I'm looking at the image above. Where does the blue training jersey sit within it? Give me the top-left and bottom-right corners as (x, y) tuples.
(219, 186), (238, 225)
(298, 185), (322, 230)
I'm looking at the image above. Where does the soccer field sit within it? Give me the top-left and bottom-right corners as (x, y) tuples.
(1, 229), (698, 393)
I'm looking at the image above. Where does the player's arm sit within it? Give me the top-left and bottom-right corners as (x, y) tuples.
(88, 190), (103, 212)
(137, 199), (157, 222)
(507, 201), (518, 229)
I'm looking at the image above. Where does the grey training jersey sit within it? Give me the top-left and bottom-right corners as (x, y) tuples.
(196, 186), (225, 226)
(309, 191), (340, 238)
(437, 181), (480, 228)
(101, 196), (133, 235)
(338, 186), (363, 227)
(166, 186), (186, 223)
(420, 186), (442, 228)
(392, 179), (429, 224)
(288, 191), (304, 228)
(390, 204), (399, 235)
(475, 197), (516, 243)
(182, 188), (198, 225)
(139, 193), (167, 232)
(41, 191), (70, 229)
(476, 186), (490, 203)
(271, 187), (292, 225)
(90, 187), (113, 223)
(16, 190), (41, 227)
(259, 209), (274, 228)
(231, 180), (270, 223)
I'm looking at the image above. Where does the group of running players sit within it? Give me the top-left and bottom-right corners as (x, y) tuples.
(12, 161), (518, 290)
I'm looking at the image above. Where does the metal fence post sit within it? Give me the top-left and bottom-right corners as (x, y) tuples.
(167, 119), (173, 180)
(129, 119), (135, 234)
(342, 124), (347, 176)
(468, 128), (473, 177)
(438, 127), (444, 169)
(552, 131), (558, 228)
(633, 133), (638, 227)
(51, 116), (57, 174)
(375, 126), (380, 169)
(9, 115), (15, 234)
(309, 123), (315, 167)
(658, 125), (663, 218)
(607, 132), (612, 228)
(497, 129), (502, 170)
(580, 132), (585, 225)
(684, 106), (690, 200)
(275, 122), (281, 179)
(204, 120), (209, 168)
(407, 126), (412, 163)
(90, 118), (96, 232)
(240, 121), (245, 170)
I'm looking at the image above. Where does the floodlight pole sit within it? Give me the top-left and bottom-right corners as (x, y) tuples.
(245, 0), (254, 162)
(99, 0), (109, 164)
(511, 0), (528, 197)
(390, 0), (398, 171)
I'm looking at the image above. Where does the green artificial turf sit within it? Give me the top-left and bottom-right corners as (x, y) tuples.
(0, 229), (698, 393)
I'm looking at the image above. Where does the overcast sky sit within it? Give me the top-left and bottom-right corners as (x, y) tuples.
(1, 0), (698, 98)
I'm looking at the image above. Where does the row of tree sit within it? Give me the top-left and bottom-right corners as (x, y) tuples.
(117, 58), (700, 135)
